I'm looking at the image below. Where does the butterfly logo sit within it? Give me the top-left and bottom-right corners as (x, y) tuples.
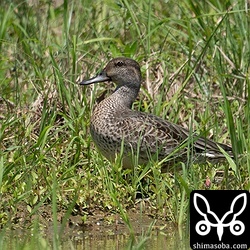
(193, 193), (247, 241)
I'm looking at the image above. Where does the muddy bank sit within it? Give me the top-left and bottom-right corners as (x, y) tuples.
(4, 199), (176, 238)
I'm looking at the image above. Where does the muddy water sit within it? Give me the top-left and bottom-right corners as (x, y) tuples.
(57, 219), (190, 250)
(2, 210), (190, 249)
(57, 211), (190, 249)
(61, 231), (190, 250)
(3, 225), (190, 250)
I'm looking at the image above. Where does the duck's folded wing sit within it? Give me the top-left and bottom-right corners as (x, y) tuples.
(118, 111), (233, 161)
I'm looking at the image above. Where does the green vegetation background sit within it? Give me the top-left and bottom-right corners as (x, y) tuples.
(0, 0), (249, 249)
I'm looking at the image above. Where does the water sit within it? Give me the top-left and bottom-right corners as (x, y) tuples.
(62, 231), (190, 250)
(1, 218), (190, 249)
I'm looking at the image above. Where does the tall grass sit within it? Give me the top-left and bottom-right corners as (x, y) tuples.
(0, 0), (249, 249)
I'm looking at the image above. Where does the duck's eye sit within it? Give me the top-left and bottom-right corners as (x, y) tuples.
(115, 61), (124, 67)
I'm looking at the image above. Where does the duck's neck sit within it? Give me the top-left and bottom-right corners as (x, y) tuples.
(111, 83), (140, 109)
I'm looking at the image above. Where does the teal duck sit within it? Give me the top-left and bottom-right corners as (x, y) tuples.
(80, 57), (233, 169)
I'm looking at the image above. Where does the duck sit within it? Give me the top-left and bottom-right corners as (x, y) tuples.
(80, 57), (233, 170)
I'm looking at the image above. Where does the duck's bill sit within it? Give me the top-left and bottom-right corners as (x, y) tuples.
(80, 71), (110, 85)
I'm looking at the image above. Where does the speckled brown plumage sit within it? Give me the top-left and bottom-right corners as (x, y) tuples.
(80, 57), (233, 169)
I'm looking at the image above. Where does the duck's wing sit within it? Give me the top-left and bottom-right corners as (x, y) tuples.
(117, 110), (233, 163)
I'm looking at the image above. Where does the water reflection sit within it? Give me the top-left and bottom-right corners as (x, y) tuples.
(1, 221), (190, 249)
(62, 230), (190, 250)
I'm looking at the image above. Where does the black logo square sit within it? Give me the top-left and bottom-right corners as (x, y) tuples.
(190, 190), (250, 250)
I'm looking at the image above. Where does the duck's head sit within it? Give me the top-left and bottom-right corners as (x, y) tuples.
(80, 57), (142, 88)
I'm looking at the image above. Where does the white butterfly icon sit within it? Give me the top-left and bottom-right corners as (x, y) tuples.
(193, 193), (247, 241)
